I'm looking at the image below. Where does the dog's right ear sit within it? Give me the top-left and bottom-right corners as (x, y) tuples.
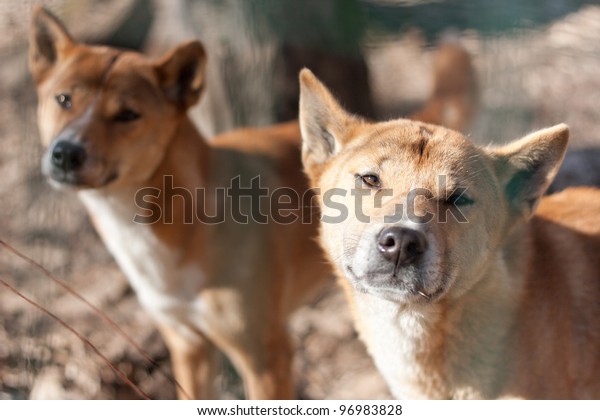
(492, 124), (569, 220)
(29, 6), (75, 82)
(299, 69), (359, 177)
(155, 41), (207, 111)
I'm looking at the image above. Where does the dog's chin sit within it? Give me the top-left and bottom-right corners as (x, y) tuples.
(343, 265), (448, 304)
(45, 170), (118, 191)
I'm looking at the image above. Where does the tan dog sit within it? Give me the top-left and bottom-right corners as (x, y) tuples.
(299, 69), (600, 399)
(29, 6), (331, 399)
(29, 5), (476, 399)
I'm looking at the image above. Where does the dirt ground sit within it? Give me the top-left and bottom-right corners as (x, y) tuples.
(1, 1), (600, 400)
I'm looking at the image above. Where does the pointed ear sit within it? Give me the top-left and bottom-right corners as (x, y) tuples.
(154, 41), (207, 110)
(492, 124), (569, 219)
(299, 69), (359, 176)
(29, 6), (75, 82)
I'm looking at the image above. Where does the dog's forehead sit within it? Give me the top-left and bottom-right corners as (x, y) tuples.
(109, 52), (158, 81)
(341, 120), (485, 190)
(45, 46), (118, 89)
(51, 48), (157, 92)
(353, 121), (478, 166)
(103, 53), (162, 94)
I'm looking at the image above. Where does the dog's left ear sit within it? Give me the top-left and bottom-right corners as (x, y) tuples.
(155, 41), (207, 110)
(492, 124), (569, 219)
(29, 6), (75, 82)
(299, 69), (361, 178)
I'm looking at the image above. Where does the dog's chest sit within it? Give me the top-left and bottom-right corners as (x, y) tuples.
(354, 296), (451, 399)
(79, 191), (207, 329)
(356, 293), (507, 399)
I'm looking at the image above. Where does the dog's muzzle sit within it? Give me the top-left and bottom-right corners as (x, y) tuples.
(50, 140), (87, 173)
(42, 139), (98, 187)
(341, 224), (442, 303)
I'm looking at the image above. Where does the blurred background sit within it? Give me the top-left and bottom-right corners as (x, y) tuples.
(1, 0), (599, 399)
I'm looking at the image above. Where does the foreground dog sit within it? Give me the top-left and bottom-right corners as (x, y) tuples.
(299, 69), (600, 399)
(30, 6), (476, 399)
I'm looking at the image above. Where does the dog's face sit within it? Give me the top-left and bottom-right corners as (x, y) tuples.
(308, 122), (503, 304)
(299, 69), (568, 304)
(29, 7), (206, 189)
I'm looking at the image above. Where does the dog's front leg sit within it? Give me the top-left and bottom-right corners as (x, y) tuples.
(158, 324), (218, 400)
(232, 328), (294, 400)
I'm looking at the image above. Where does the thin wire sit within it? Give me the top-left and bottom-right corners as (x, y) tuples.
(0, 238), (191, 399)
(0, 276), (151, 400)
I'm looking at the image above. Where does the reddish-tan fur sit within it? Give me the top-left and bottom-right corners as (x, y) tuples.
(299, 69), (600, 399)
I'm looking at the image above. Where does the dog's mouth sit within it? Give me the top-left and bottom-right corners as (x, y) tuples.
(343, 264), (449, 304)
(45, 164), (118, 190)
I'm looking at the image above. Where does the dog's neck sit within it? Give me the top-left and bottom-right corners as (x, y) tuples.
(76, 115), (214, 299)
(148, 116), (212, 190)
(349, 232), (529, 399)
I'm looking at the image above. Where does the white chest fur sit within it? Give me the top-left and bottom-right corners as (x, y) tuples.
(354, 294), (447, 399)
(79, 189), (207, 337)
(353, 278), (515, 399)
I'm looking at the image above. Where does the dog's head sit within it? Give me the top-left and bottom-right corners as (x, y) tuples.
(29, 6), (206, 189)
(299, 69), (568, 304)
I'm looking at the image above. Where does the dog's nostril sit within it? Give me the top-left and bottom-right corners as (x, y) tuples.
(69, 146), (86, 167)
(377, 227), (402, 257)
(378, 226), (427, 266)
(406, 242), (419, 256)
(52, 146), (65, 165)
(380, 235), (396, 248)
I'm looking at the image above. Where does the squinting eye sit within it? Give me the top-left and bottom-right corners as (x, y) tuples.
(358, 174), (382, 189)
(446, 190), (474, 206)
(55, 93), (72, 109)
(114, 109), (141, 123)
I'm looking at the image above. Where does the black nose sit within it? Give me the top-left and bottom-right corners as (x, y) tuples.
(377, 226), (427, 265)
(51, 141), (86, 172)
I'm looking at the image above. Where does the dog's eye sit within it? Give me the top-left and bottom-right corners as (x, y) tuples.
(359, 174), (382, 189)
(446, 190), (474, 206)
(55, 93), (72, 110)
(114, 109), (141, 123)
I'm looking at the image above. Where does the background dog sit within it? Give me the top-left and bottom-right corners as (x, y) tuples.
(29, 6), (333, 399)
